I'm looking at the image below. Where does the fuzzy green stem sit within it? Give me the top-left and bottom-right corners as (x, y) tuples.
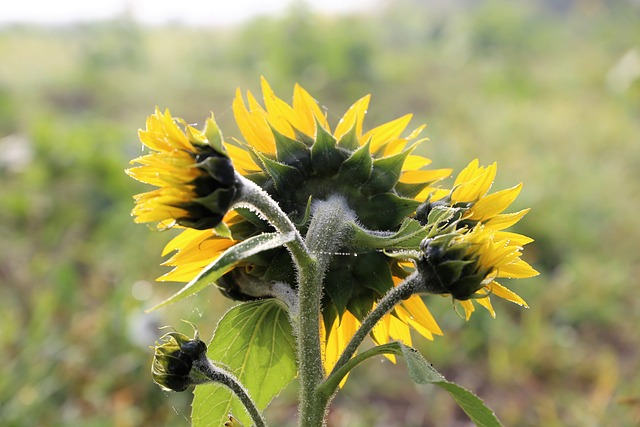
(298, 196), (357, 427)
(234, 174), (330, 427)
(234, 173), (309, 261)
(322, 272), (420, 399)
(193, 357), (267, 427)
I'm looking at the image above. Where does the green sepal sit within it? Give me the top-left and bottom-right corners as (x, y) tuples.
(353, 252), (394, 294)
(426, 204), (459, 228)
(337, 124), (359, 151)
(357, 193), (420, 231)
(292, 126), (315, 146)
(145, 231), (296, 311)
(193, 187), (236, 214)
(255, 152), (305, 195)
(204, 115), (226, 154)
(272, 126), (311, 169)
(294, 196), (313, 227)
(346, 290), (376, 321)
(311, 119), (344, 175)
(352, 217), (428, 251)
(395, 181), (430, 199)
(365, 146), (414, 194)
(214, 221), (233, 239)
(336, 139), (373, 186)
(322, 260), (355, 317)
(321, 304), (340, 339)
(436, 259), (476, 287)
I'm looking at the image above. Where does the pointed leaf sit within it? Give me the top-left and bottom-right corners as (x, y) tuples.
(321, 342), (503, 427)
(255, 152), (305, 194)
(352, 217), (428, 251)
(398, 343), (503, 427)
(272, 126), (311, 169)
(146, 232), (295, 311)
(311, 120), (344, 174)
(366, 147), (413, 194)
(357, 193), (420, 231)
(192, 300), (297, 427)
(336, 139), (372, 186)
(336, 124), (359, 151)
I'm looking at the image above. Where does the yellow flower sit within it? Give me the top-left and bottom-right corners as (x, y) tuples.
(415, 160), (538, 319)
(127, 108), (239, 230)
(130, 80), (537, 377)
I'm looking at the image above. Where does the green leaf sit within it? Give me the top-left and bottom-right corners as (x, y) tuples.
(366, 147), (414, 194)
(352, 217), (428, 251)
(192, 300), (297, 427)
(398, 343), (503, 427)
(336, 139), (372, 186)
(272, 126), (311, 169)
(311, 120), (344, 174)
(145, 232), (295, 311)
(357, 193), (420, 231)
(255, 152), (305, 195)
(320, 342), (503, 427)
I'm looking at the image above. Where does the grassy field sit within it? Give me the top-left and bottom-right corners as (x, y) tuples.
(1, 1), (639, 425)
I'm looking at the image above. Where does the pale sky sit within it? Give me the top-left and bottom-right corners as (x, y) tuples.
(1, 0), (374, 26)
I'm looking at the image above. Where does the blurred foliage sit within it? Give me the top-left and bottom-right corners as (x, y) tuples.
(1, 0), (639, 425)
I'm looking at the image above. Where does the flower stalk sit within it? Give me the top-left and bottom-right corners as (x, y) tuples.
(192, 358), (267, 427)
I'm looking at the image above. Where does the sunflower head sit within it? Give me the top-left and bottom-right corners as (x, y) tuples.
(417, 229), (498, 300)
(225, 78), (452, 331)
(412, 161), (539, 316)
(127, 109), (240, 230)
(151, 325), (207, 392)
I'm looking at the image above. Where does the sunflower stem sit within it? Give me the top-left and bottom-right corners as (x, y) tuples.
(234, 174), (332, 427)
(192, 356), (267, 427)
(324, 272), (420, 389)
(297, 196), (358, 426)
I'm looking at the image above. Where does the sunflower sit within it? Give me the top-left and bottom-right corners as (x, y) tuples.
(129, 78), (536, 375)
(127, 109), (239, 230)
(415, 160), (538, 319)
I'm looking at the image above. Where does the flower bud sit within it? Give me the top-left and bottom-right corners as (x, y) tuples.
(151, 327), (207, 392)
(128, 110), (240, 230)
(414, 232), (493, 301)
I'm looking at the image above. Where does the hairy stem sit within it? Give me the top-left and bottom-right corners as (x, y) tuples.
(322, 272), (420, 398)
(193, 357), (267, 427)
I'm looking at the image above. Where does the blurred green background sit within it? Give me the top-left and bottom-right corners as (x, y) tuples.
(1, 0), (639, 426)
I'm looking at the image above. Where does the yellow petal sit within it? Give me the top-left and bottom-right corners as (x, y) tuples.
(459, 300), (475, 320)
(162, 228), (212, 256)
(476, 296), (496, 318)
(400, 168), (452, 184)
(484, 209), (530, 230)
(261, 77), (308, 137)
(232, 88), (275, 154)
(334, 95), (370, 141)
(402, 154), (432, 170)
(497, 259), (539, 279)
(224, 142), (261, 174)
(453, 161), (497, 202)
(363, 114), (412, 153)
(387, 314), (413, 346)
(399, 294), (443, 336)
(468, 183), (523, 221)
(293, 83), (330, 132)
(490, 281), (529, 307)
